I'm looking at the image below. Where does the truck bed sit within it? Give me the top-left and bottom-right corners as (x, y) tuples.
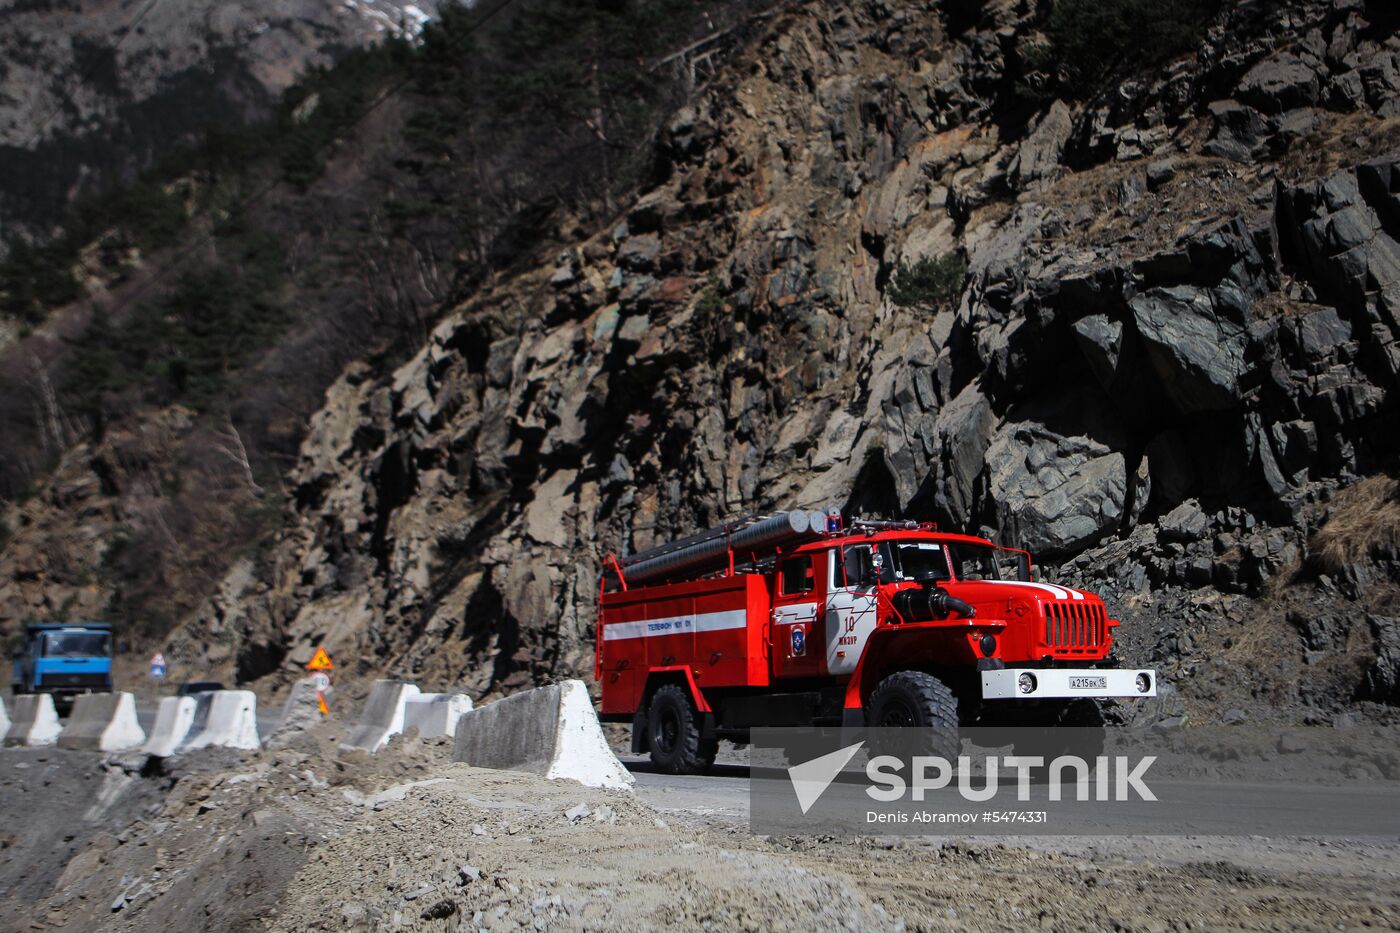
(597, 573), (771, 715)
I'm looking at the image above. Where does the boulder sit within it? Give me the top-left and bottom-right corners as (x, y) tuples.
(616, 233), (662, 272)
(928, 383), (996, 524)
(1009, 100), (1072, 189)
(1158, 500), (1210, 543)
(1238, 52), (1321, 115)
(1069, 313), (1122, 389)
(1130, 285), (1248, 414)
(984, 390), (1131, 556)
(1145, 159), (1178, 191)
(1363, 615), (1400, 705)
(1205, 99), (1270, 161)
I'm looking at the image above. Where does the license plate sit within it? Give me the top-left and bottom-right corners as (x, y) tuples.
(1070, 676), (1107, 690)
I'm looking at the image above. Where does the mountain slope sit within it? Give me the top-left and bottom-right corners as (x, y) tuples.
(0, 0), (441, 244)
(150, 0), (1400, 721)
(2, 0), (1398, 725)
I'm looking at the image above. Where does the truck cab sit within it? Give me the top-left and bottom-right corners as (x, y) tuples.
(771, 528), (1147, 703)
(598, 512), (1155, 774)
(11, 623), (114, 712)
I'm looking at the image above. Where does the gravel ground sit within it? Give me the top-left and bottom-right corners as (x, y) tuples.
(1, 715), (1397, 932)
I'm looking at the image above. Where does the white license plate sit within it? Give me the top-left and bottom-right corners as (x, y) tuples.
(1070, 676), (1107, 690)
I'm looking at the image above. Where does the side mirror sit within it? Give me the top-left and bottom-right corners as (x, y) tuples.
(1015, 553), (1032, 582)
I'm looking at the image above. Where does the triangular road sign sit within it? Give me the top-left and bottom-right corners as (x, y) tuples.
(306, 647), (334, 671)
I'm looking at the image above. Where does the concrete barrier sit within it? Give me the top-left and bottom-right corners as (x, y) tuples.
(403, 693), (473, 739)
(263, 678), (327, 749)
(181, 690), (260, 751)
(57, 692), (146, 752)
(340, 680), (421, 754)
(142, 696), (199, 757)
(4, 694), (63, 747)
(0, 697), (8, 737)
(452, 680), (633, 790)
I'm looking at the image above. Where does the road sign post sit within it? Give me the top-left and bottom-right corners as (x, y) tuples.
(306, 648), (333, 715)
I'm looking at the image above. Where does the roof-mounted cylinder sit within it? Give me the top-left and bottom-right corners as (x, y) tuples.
(614, 510), (819, 587)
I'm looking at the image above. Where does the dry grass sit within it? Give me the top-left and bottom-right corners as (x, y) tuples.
(1311, 474), (1400, 574)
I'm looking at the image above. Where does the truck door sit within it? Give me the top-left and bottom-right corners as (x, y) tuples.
(826, 544), (879, 676)
(771, 551), (825, 679)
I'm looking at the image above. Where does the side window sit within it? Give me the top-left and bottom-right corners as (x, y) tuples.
(780, 556), (814, 595)
(840, 545), (872, 589)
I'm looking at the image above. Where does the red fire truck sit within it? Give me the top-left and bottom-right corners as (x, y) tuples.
(596, 511), (1156, 773)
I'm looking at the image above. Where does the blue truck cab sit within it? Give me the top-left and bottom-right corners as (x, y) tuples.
(11, 623), (114, 711)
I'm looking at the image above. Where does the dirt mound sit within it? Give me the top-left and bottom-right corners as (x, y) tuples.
(275, 764), (893, 932)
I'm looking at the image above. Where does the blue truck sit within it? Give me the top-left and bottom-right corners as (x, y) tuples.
(11, 622), (114, 712)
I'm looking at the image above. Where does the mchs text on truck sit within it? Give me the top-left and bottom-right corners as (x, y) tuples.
(596, 511), (1156, 774)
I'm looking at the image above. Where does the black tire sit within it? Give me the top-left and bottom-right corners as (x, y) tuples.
(865, 670), (961, 761)
(646, 684), (717, 775)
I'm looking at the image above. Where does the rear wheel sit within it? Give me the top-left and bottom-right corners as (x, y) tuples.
(865, 671), (961, 761)
(646, 684), (717, 775)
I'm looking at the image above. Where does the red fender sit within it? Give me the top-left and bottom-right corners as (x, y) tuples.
(644, 665), (712, 713)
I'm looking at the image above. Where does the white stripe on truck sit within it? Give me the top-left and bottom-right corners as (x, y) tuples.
(602, 609), (748, 641)
(977, 579), (1083, 599)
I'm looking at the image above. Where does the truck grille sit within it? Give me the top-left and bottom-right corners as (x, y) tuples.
(37, 673), (109, 688)
(1043, 602), (1107, 652)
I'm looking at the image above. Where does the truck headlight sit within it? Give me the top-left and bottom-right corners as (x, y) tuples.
(1135, 673), (1152, 694)
(1017, 672), (1037, 694)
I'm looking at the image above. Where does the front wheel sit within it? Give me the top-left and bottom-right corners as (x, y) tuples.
(645, 684), (717, 775)
(865, 670), (961, 761)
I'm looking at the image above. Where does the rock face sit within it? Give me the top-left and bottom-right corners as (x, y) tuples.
(4, 1), (1398, 723)
(983, 389), (1135, 556)
(0, 0), (440, 241)
(1129, 286), (1249, 414)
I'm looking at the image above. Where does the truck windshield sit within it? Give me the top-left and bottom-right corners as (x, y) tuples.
(884, 542), (951, 582)
(946, 544), (1002, 581)
(40, 632), (111, 658)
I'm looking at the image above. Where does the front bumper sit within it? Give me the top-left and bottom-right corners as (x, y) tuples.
(981, 667), (1157, 699)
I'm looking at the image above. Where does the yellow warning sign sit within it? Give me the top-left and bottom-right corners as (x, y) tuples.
(318, 692), (330, 716)
(306, 647), (334, 671)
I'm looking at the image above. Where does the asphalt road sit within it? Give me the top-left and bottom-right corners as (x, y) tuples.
(623, 753), (1400, 839)
(625, 756), (754, 823)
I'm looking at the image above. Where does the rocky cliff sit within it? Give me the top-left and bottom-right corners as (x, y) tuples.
(5, 0), (1399, 724)
(0, 0), (439, 243)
